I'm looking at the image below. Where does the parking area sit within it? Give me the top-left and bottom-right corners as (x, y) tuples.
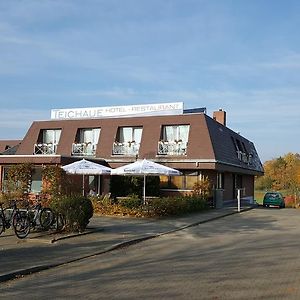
(1, 207), (300, 299)
(0, 203), (254, 282)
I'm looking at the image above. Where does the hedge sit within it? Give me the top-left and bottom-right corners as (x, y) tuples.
(51, 195), (93, 232)
(92, 195), (209, 217)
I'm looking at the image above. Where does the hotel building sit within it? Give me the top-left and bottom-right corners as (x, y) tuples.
(0, 102), (263, 202)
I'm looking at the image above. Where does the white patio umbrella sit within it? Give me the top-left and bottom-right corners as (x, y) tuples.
(111, 159), (182, 204)
(62, 159), (112, 196)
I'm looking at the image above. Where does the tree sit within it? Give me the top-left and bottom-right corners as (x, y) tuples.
(255, 153), (300, 194)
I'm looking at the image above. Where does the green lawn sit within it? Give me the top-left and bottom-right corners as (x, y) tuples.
(254, 190), (265, 205)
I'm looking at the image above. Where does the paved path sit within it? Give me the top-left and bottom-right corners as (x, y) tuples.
(2, 206), (300, 299)
(0, 201), (253, 282)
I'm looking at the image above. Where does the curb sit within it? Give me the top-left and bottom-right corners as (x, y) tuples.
(0, 206), (255, 283)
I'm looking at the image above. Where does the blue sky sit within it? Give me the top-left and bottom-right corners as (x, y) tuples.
(0, 0), (299, 162)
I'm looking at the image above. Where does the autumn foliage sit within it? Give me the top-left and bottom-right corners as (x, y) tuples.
(255, 153), (300, 194)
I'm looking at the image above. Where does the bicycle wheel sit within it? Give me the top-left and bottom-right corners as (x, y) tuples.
(0, 215), (4, 235)
(13, 213), (30, 239)
(39, 208), (54, 230)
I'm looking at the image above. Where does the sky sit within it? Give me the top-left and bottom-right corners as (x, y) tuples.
(0, 0), (299, 162)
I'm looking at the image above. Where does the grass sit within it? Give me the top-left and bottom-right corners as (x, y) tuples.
(254, 190), (265, 205)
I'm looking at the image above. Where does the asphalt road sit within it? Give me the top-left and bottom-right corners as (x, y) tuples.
(2, 207), (300, 299)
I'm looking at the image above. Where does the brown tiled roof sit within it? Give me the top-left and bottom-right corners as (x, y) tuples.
(0, 140), (21, 154)
(205, 115), (263, 174)
(1, 113), (263, 175)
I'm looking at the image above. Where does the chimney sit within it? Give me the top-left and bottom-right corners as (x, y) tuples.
(213, 109), (226, 126)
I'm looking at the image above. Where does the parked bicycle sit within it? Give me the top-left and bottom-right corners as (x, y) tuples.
(51, 212), (66, 232)
(0, 201), (30, 239)
(25, 200), (54, 231)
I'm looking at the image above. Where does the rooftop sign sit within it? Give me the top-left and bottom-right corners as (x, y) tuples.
(51, 102), (184, 120)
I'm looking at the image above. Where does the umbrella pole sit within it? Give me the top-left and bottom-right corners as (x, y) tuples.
(143, 174), (146, 205)
(98, 175), (101, 196)
(82, 174), (85, 196)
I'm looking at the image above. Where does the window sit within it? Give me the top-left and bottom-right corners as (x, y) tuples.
(241, 141), (248, 153)
(79, 128), (100, 145)
(159, 175), (169, 189)
(1, 167), (42, 193)
(231, 136), (251, 164)
(185, 175), (199, 190)
(34, 129), (61, 154)
(231, 137), (238, 151)
(1, 167), (9, 192)
(72, 128), (100, 156)
(31, 168), (42, 193)
(118, 127), (142, 144)
(113, 127), (143, 155)
(158, 125), (190, 155)
(43, 129), (61, 145)
(236, 139), (244, 153)
(169, 176), (184, 189)
(162, 125), (189, 144)
(159, 171), (199, 190)
(88, 175), (100, 194)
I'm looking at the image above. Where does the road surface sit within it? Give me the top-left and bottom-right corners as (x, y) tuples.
(2, 207), (300, 299)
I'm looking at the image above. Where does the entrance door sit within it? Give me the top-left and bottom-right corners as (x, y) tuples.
(232, 174), (243, 199)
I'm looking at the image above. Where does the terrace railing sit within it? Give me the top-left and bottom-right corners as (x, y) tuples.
(112, 142), (140, 156)
(72, 143), (96, 156)
(34, 143), (57, 155)
(158, 141), (188, 156)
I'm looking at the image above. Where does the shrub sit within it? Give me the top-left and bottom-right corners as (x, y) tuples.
(92, 194), (209, 218)
(187, 195), (209, 211)
(92, 196), (143, 217)
(144, 195), (209, 217)
(51, 195), (93, 232)
(117, 194), (142, 209)
(284, 195), (300, 208)
(192, 177), (212, 198)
